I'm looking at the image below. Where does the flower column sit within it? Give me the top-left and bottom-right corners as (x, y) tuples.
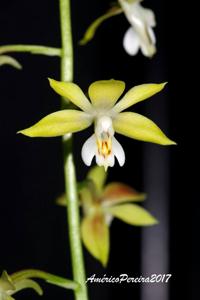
(59, 0), (88, 299)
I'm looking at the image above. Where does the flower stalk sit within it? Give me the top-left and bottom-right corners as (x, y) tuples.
(59, 0), (88, 300)
(11, 269), (79, 290)
(0, 45), (61, 56)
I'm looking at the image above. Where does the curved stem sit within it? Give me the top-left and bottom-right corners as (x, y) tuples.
(0, 45), (61, 56)
(59, 1), (88, 300)
(11, 269), (79, 290)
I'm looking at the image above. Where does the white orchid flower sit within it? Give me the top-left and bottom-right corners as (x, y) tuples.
(119, 0), (156, 57)
(80, 0), (156, 58)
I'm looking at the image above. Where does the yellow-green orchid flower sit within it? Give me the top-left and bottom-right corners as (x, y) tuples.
(0, 270), (43, 300)
(18, 79), (175, 170)
(80, 0), (156, 57)
(78, 166), (158, 266)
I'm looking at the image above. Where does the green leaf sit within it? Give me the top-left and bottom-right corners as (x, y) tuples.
(102, 183), (146, 206)
(113, 112), (176, 145)
(87, 166), (107, 195)
(81, 213), (109, 266)
(79, 7), (122, 45)
(0, 55), (22, 69)
(18, 109), (92, 137)
(105, 204), (158, 226)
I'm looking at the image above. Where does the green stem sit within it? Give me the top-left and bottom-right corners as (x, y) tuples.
(59, 0), (73, 82)
(0, 45), (61, 56)
(11, 269), (79, 290)
(59, 1), (88, 300)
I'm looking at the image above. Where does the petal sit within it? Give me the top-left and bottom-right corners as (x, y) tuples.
(106, 154), (115, 168)
(18, 110), (92, 137)
(113, 82), (167, 113)
(102, 183), (146, 206)
(0, 270), (15, 291)
(112, 136), (125, 166)
(49, 78), (92, 112)
(13, 279), (43, 296)
(88, 79), (125, 109)
(140, 42), (156, 57)
(113, 112), (176, 145)
(143, 7), (156, 27)
(81, 134), (96, 166)
(81, 213), (109, 266)
(0, 55), (22, 69)
(95, 153), (104, 167)
(140, 27), (156, 57)
(87, 166), (107, 194)
(96, 153), (115, 170)
(79, 6), (123, 45)
(79, 186), (94, 211)
(95, 153), (115, 171)
(105, 204), (158, 226)
(123, 27), (140, 56)
(56, 193), (67, 206)
(147, 26), (156, 44)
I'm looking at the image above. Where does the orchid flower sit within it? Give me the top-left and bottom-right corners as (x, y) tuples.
(119, 0), (156, 57)
(58, 166), (157, 266)
(0, 270), (42, 300)
(80, 0), (156, 57)
(18, 79), (175, 170)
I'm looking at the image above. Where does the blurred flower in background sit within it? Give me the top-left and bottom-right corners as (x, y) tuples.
(80, 0), (156, 57)
(58, 166), (158, 266)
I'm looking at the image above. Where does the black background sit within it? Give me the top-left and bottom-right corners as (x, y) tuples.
(0, 1), (193, 300)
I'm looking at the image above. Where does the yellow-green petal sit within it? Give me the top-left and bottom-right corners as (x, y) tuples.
(0, 271), (15, 291)
(18, 110), (92, 137)
(88, 79), (125, 109)
(0, 55), (22, 69)
(105, 204), (158, 226)
(113, 112), (176, 145)
(49, 78), (92, 112)
(102, 183), (146, 206)
(113, 83), (167, 113)
(79, 7), (123, 45)
(81, 214), (109, 267)
(87, 166), (107, 195)
(13, 279), (43, 296)
(79, 186), (94, 212)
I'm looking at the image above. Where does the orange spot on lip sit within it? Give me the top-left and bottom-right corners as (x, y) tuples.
(96, 133), (112, 158)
